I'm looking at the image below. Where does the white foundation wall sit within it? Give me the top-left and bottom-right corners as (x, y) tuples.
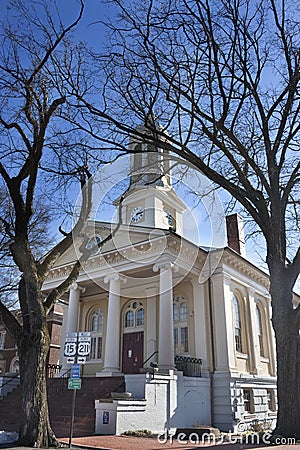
(212, 372), (234, 431)
(95, 373), (211, 435)
(176, 375), (211, 427)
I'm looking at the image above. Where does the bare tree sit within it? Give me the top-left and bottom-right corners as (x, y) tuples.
(0, 189), (53, 309)
(78, 0), (300, 439)
(0, 0), (116, 446)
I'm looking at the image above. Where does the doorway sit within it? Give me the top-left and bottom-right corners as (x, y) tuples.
(122, 331), (144, 374)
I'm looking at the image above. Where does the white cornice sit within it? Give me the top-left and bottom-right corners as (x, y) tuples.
(44, 232), (271, 294)
(222, 249), (269, 290)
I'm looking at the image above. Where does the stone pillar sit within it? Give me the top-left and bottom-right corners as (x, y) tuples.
(66, 283), (85, 334)
(153, 262), (177, 370)
(191, 279), (208, 367)
(60, 303), (69, 369)
(102, 274), (125, 374)
(210, 273), (231, 371)
(145, 287), (157, 363)
(247, 288), (259, 374)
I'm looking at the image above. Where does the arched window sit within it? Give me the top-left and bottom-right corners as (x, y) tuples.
(256, 305), (265, 357)
(173, 296), (189, 354)
(136, 308), (144, 326)
(124, 301), (144, 329)
(88, 308), (104, 360)
(10, 357), (19, 374)
(0, 331), (6, 350)
(86, 235), (102, 256)
(233, 295), (242, 353)
(180, 302), (187, 320)
(125, 310), (134, 328)
(173, 303), (179, 321)
(91, 309), (103, 332)
(132, 144), (143, 184)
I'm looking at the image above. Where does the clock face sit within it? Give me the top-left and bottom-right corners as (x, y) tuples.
(86, 235), (102, 256)
(163, 207), (174, 226)
(130, 205), (144, 223)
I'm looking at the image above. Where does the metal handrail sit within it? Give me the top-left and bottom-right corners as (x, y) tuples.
(0, 373), (20, 390)
(56, 367), (71, 378)
(110, 379), (126, 395)
(142, 351), (158, 366)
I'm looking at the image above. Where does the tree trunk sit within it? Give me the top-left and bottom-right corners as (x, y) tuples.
(269, 268), (300, 439)
(17, 323), (59, 447)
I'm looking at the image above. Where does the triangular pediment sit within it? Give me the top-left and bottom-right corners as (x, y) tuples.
(52, 221), (169, 268)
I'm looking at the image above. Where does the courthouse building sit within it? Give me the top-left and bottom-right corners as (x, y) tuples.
(42, 132), (279, 434)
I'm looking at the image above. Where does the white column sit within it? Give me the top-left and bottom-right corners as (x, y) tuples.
(210, 273), (231, 371)
(191, 279), (208, 365)
(102, 274), (125, 374)
(66, 283), (85, 334)
(145, 287), (157, 363)
(153, 262), (177, 370)
(247, 288), (259, 374)
(60, 304), (68, 369)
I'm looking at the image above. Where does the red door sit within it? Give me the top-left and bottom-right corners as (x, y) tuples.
(122, 331), (144, 374)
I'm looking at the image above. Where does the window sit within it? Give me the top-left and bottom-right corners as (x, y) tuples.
(174, 328), (179, 349)
(132, 144), (143, 184)
(86, 235), (102, 256)
(173, 296), (189, 354)
(90, 336), (103, 360)
(180, 302), (187, 320)
(124, 301), (144, 329)
(136, 308), (144, 326)
(180, 327), (189, 353)
(267, 389), (276, 412)
(243, 389), (253, 413)
(10, 357), (19, 374)
(125, 310), (134, 328)
(88, 308), (104, 360)
(91, 309), (103, 332)
(233, 295), (242, 353)
(0, 331), (6, 350)
(256, 305), (265, 357)
(173, 303), (178, 321)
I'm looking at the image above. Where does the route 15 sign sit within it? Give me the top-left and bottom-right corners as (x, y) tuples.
(64, 333), (78, 358)
(64, 341), (77, 357)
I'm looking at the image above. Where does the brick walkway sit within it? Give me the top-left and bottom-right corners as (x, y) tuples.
(59, 435), (300, 450)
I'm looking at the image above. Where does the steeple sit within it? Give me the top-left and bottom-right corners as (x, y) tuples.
(117, 123), (186, 234)
(129, 123), (172, 189)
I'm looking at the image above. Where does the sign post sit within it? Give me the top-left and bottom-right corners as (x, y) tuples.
(69, 388), (76, 448)
(64, 332), (91, 447)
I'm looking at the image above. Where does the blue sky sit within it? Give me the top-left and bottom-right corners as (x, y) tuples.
(58, 0), (112, 46)
(1, 0), (298, 293)
(2, 0), (112, 46)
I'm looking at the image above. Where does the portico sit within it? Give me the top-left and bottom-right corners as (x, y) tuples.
(61, 256), (189, 375)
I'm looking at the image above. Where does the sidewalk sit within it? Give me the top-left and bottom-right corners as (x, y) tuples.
(59, 435), (300, 450)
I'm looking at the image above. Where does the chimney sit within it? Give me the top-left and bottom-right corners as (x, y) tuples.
(226, 214), (246, 257)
